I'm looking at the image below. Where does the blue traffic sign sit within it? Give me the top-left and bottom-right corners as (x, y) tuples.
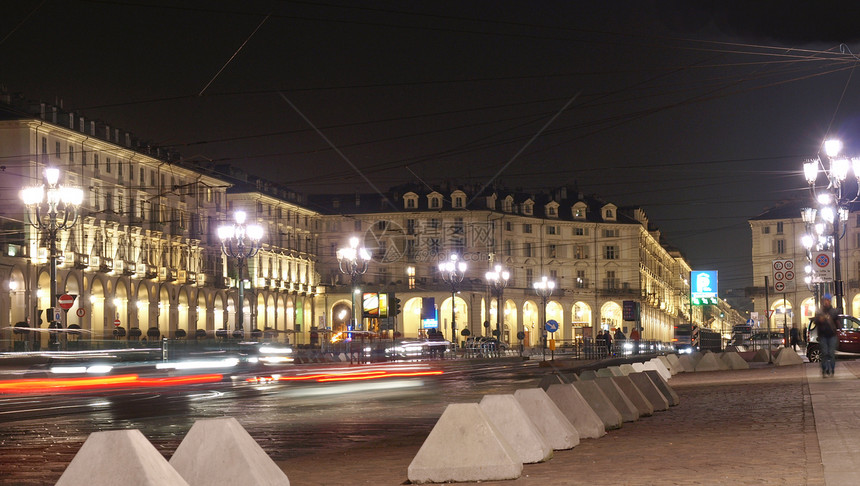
(746, 319), (755, 325)
(545, 319), (559, 333)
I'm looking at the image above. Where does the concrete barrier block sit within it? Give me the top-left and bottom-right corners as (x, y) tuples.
(58, 429), (189, 486)
(774, 347), (803, 366)
(677, 355), (696, 372)
(720, 351), (750, 370)
(408, 403), (522, 483)
(643, 370), (679, 406)
(572, 381), (622, 430)
(631, 362), (647, 373)
(628, 372), (669, 411)
(647, 358), (672, 381)
(665, 353), (683, 372)
(689, 351), (704, 366)
(169, 417), (289, 486)
(752, 348), (777, 362)
(606, 366), (625, 376)
(595, 368), (615, 378)
(695, 353), (722, 372)
(657, 355), (677, 375)
(514, 388), (580, 450)
(619, 364), (637, 375)
(594, 377), (639, 422)
(538, 372), (572, 391)
(611, 375), (654, 416)
(480, 394), (553, 464)
(544, 384), (606, 439)
(578, 369), (598, 380)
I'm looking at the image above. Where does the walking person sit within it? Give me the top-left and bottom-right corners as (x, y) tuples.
(789, 324), (800, 352)
(814, 293), (839, 377)
(604, 329), (613, 357)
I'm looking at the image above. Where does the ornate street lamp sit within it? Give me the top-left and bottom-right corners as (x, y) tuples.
(533, 276), (555, 361)
(337, 236), (371, 334)
(801, 139), (860, 313)
(438, 254), (467, 347)
(217, 211), (264, 335)
(485, 264), (509, 350)
(20, 167), (83, 345)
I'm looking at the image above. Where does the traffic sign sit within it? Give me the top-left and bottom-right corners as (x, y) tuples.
(76, 308), (86, 318)
(114, 318), (121, 327)
(57, 294), (76, 311)
(544, 319), (559, 333)
(772, 259), (796, 292)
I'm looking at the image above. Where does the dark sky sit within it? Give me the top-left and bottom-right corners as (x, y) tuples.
(4, 0), (860, 291)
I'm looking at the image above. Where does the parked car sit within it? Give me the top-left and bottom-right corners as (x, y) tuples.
(806, 314), (860, 362)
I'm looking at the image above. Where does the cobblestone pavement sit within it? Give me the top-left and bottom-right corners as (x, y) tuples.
(276, 362), (826, 485)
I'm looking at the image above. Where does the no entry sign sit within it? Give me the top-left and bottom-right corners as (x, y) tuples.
(57, 294), (76, 311)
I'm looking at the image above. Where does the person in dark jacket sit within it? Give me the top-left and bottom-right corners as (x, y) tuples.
(815, 293), (839, 377)
(603, 329), (613, 356)
(789, 325), (800, 351)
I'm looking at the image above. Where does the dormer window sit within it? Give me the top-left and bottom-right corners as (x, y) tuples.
(404, 192), (418, 210)
(454, 196), (463, 208)
(605, 209), (613, 218)
(406, 199), (416, 209)
(573, 202), (587, 220)
(546, 201), (559, 218)
(430, 197), (440, 209)
(451, 190), (466, 209)
(502, 196), (513, 213)
(523, 203), (533, 215)
(602, 204), (617, 221)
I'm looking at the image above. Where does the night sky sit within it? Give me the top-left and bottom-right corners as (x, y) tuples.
(4, 0), (860, 292)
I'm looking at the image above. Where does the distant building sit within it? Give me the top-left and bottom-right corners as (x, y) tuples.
(311, 183), (694, 345)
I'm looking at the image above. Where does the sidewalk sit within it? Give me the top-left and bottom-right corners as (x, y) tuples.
(275, 360), (860, 485)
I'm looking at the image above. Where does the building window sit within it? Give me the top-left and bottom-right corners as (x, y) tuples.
(505, 221), (512, 231)
(129, 164), (133, 180)
(55, 141), (61, 158)
(574, 245), (588, 259)
(523, 224), (532, 234)
(454, 196), (464, 208)
(605, 209), (614, 219)
(430, 197), (440, 209)
(406, 198), (416, 209)
(524, 242), (533, 257)
(81, 149), (86, 166)
(41, 137), (48, 162)
(106, 157), (111, 173)
(548, 244), (557, 258)
(406, 219), (416, 235)
(118, 161), (123, 178)
(775, 239), (786, 254)
(603, 228), (619, 238)
(762, 226), (770, 234)
(504, 240), (512, 256)
(576, 270), (586, 288)
(776, 221), (784, 234)
(604, 245), (618, 260)
(605, 270), (619, 289)
(526, 268), (533, 283)
(93, 153), (99, 170)
(523, 204), (533, 215)
(547, 225), (557, 235)
(69, 146), (74, 162)
(550, 269), (558, 280)
(548, 206), (556, 216)
(354, 220), (362, 232)
(574, 227), (588, 236)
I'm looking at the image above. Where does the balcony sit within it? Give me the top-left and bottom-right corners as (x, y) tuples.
(122, 261), (137, 276)
(74, 253), (90, 269)
(99, 257), (113, 273)
(144, 265), (158, 280)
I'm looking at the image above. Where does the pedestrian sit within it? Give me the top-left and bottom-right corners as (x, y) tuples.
(604, 329), (613, 357)
(629, 327), (640, 355)
(814, 293), (839, 377)
(789, 324), (799, 352)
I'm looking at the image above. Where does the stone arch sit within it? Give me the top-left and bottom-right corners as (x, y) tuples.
(90, 278), (106, 340)
(523, 300), (539, 346)
(547, 300), (564, 339)
(157, 286), (170, 338)
(572, 301), (592, 340)
(503, 299), (517, 344)
(600, 301), (622, 335)
(331, 299), (352, 333)
(177, 287), (189, 337)
(403, 297), (423, 338)
(439, 295), (469, 342)
(769, 298), (792, 331)
(135, 282), (151, 333)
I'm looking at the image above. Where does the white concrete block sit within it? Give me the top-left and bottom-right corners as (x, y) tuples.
(594, 377), (639, 422)
(578, 369), (598, 380)
(58, 429), (189, 486)
(689, 350), (704, 366)
(572, 381), (622, 430)
(752, 348), (776, 362)
(720, 351), (750, 370)
(774, 347), (804, 366)
(657, 355), (677, 375)
(619, 364), (637, 375)
(539, 372), (573, 391)
(514, 388), (580, 450)
(643, 370), (679, 406)
(695, 352), (722, 372)
(665, 353), (683, 372)
(408, 403), (522, 483)
(480, 394), (553, 464)
(611, 375), (654, 416)
(677, 354), (697, 372)
(170, 417), (289, 486)
(595, 368), (615, 378)
(628, 372), (669, 411)
(606, 366), (625, 376)
(545, 384), (606, 439)
(647, 358), (672, 381)
(631, 362), (647, 373)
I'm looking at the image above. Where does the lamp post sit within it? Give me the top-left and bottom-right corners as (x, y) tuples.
(485, 264), (509, 352)
(439, 254), (467, 350)
(337, 236), (371, 336)
(802, 139), (860, 313)
(217, 211), (264, 336)
(533, 276), (555, 361)
(20, 167), (83, 347)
